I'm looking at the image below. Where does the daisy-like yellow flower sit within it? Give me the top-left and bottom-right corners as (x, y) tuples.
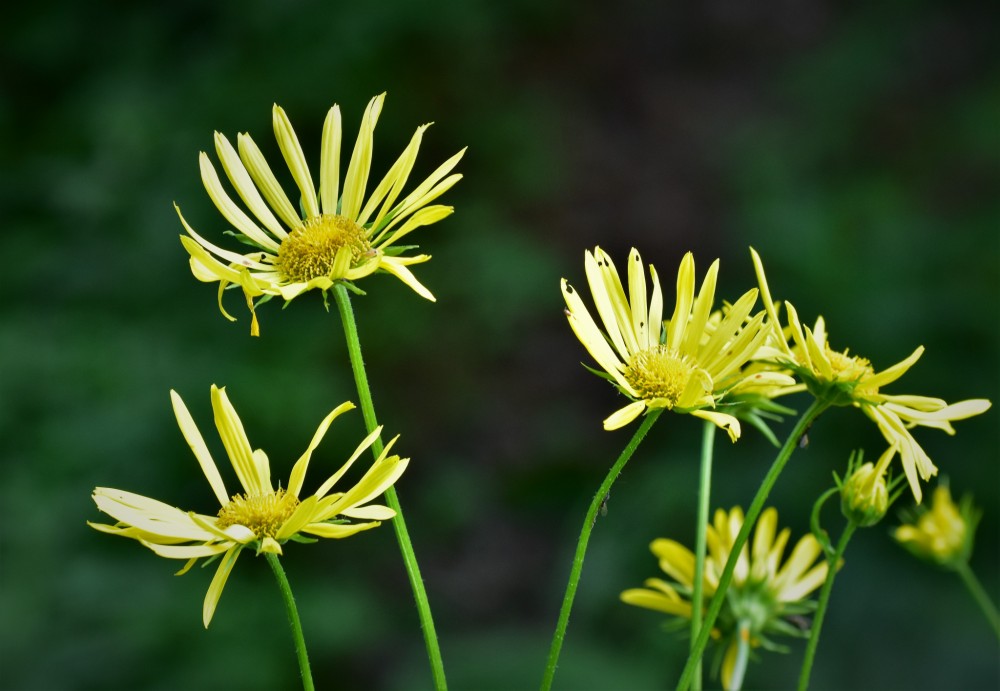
(562, 247), (788, 438)
(89, 385), (408, 627)
(895, 484), (978, 567)
(750, 248), (991, 502)
(622, 507), (827, 690)
(177, 94), (466, 335)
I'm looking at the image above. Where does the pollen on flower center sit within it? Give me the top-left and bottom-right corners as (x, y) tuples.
(216, 488), (299, 539)
(825, 346), (875, 385)
(624, 346), (695, 406)
(276, 214), (372, 283)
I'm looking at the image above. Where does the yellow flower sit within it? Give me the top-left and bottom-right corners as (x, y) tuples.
(751, 248), (991, 502)
(89, 385), (408, 627)
(622, 507), (827, 690)
(895, 485), (978, 567)
(562, 247), (786, 438)
(177, 94), (466, 335)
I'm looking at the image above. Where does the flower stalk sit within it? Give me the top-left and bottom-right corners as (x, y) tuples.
(690, 419), (716, 691)
(797, 520), (856, 691)
(332, 284), (447, 691)
(266, 553), (315, 691)
(541, 409), (663, 691)
(676, 397), (830, 691)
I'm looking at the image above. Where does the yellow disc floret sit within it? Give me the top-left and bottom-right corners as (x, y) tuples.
(625, 346), (696, 406)
(276, 214), (372, 283)
(217, 488), (300, 539)
(825, 346), (874, 385)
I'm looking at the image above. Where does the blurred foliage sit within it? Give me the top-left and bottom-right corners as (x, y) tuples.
(1, 0), (997, 689)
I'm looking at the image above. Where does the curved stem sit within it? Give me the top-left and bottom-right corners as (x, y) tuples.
(332, 285), (447, 691)
(690, 420), (716, 691)
(676, 398), (830, 691)
(541, 409), (663, 691)
(954, 560), (1000, 640)
(797, 521), (856, 691)
(265, 553), (315, 691)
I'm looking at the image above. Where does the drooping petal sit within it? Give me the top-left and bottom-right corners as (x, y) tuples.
(203, 545), (242, 628)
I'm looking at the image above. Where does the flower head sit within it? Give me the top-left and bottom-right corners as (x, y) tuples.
(895, 484), (979, 568)
(622, 507), (827, 689)
(89, 385), (408, 627)
(177, 94), (466, 335)
(751, 248), (991, 502)
(839, 445), (899, 526)
(562, 247), (789, 438)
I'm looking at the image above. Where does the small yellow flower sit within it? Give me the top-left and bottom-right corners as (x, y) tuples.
(89, 385), (408, 627)
(562, 247), (787, 438)
(177, 94), (466, 335)
(751, 248), (991, 502)
(895, 485), (978, 567)
(622, 507), (827, 690)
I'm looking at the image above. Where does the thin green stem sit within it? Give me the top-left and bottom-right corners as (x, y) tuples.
(332, 285), (447, 691)
(690, 420), (716, 691)
(265, 553), (315, 691)
(954, 560), (1000, 640)
(797, 521), (857, 691)
(541, 409), (663, 691)
(729, 619), (752, 691)
(676, 398), (830, 691)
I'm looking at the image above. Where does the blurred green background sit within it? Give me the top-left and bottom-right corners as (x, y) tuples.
(2, 1), (997, 689)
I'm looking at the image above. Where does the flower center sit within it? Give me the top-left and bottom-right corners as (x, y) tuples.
(624, 346), (695, 406)
(217, 488), (300, 539)
(276, 214), (372, 283)
(825, 346), (874, 384)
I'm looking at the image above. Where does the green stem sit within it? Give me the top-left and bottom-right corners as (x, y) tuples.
(676, 398), (830, 691)
(797, 521), (857, 691)
(690, 420), (716, 691)
(541, 409), (663, 691)
(332, 285), (447, 691)
(729, 619), (752, 691)
(265, 553), (315, 691)
(954, 560), (1000, 640)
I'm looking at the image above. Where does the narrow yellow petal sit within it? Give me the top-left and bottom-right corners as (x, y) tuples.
(627, 249), (648, 349)
(286, 401), (357, 498)
(210, 385), (263, 496)
(273, 104), (319, 219)
(170, 389), (229, 506)
(603, 400), (646, 430)
(302, 521), (381, 539)
(214, 132), (288, 239)
(379, 256), (436, 301)
(864, 346), (924, 390)
(203, 546), (241, 627)
(360, 123), (429, 228)
(237, 133), (303, 230)
(342, 94), (385, 220)
(681, 259), (719, 356)
(199, 152), (281, 252)
(319, 105), (342, 215)
(690, 409), (741, 442)
(665, 252), (695, 352)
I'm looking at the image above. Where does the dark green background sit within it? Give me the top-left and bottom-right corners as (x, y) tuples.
(2, 1), (997, 689)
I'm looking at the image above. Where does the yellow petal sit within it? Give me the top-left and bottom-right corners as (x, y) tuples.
(237, 133), (303, 230)
(171, 389), (229, 507)
(214, 132), (287, 239)
(272, 104), (319, 219)
(603, 400), (646, 430)
(203, 546), (241, 628)
(341, 94), (385, 220)
(210, 385), (264, 495)
(319, 104), (342, 215)
(286, 401), (357, 498)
